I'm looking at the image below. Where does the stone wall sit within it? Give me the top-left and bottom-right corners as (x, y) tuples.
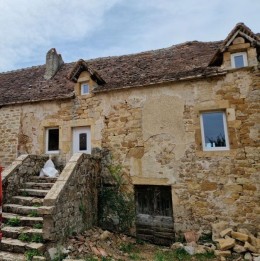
(0, 106), (20, 167)
(2, 154), (48, 203)
(0, 67), (259, 236)
(42, 153), (101, 242)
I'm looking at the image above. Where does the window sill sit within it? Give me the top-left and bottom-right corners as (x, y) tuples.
(45, 151), (60, 154)
(196, 149), (235, 158)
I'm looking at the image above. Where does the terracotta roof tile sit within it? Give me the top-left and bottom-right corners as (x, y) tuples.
(0, 40), (223, 105)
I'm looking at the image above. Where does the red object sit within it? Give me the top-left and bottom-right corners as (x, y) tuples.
(0, 166), (2, 241)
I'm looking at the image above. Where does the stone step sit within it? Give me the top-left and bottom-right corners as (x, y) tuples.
(2, 226), (42, 239)
(24, 182), (54, 190)
(19, 189), (49, 198)
(3, 204), (40, 216)
(12, 196), (44, 206)
(28, 176), (58, 183)
(0, 251), (25, 261)
(0, 237), (44, 253)
(3, 213), (43, 227)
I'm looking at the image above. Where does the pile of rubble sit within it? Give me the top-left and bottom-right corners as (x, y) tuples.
(63, 227), (137, 260)
(212, 224), (260, 261)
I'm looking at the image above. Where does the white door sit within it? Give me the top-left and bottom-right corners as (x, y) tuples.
(72, 127), (91, 154)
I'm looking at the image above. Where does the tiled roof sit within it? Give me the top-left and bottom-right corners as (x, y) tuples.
(89, 41), (222, 93)
(0, 39), (233, 105)
(0, 64), (75, 106)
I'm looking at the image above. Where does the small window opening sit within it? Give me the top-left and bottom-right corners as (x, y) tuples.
(231, 52), (248, 68)
(81, 83), (89, 95)
(46, 128), (59, 153)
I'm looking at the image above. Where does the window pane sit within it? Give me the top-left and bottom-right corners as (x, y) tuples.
(81, 84), (89, 94)
(202, 112), (226, 148)
(234, 55), (244, 68)
(79, 133), (87, 150)
(48, 129), (59, 151)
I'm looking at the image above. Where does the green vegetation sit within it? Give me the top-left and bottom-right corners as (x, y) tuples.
(31, 234), (44, 243)
(120, 242), (135, 253)
(18, 233), (44, 243)
(33, 223), (43, 229)
(18, 233), (30, 242)
(21, 190), (29, 196)
(6, 217), (21, 227)
(99, 163), (135, 232)
(154, 248), (215, 261)
(28, 210), (38, 217)
(25, 249), (41, 261)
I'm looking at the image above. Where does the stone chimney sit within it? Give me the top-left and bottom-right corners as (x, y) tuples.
(44, 48), (64, 80)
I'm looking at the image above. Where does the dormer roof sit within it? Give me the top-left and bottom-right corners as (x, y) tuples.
(209, 23), (260, 66)
(67, 59), (106, 85)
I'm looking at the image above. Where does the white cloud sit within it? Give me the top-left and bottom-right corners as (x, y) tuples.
(0, 0), (121, 71)
(0, 0), (259, 72)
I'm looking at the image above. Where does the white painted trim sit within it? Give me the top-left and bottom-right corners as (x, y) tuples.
(81, 83), (89, 95)
(45, 128), (60, 154)
(231, 52), (248, 68)
(200, 112), (230, 151)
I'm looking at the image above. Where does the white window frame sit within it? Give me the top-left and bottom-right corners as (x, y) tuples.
(200, 111), (230, 151)
(45, 127), (60, 154)
(81, 83), (89, 95)
(231, 52), (248, 68)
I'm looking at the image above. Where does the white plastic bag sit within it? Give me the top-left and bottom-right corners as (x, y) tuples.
(39, 159), (59, 177)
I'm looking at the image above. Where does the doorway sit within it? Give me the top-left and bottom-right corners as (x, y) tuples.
(135, 185), (174, 245)
(72, 127), (91, 154)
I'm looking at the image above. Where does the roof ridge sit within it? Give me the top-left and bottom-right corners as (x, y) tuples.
(0, 64), (45, 75)
(84, 40), (222, 63)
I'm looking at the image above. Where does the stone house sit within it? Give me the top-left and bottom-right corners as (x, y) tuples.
(0, 22), (259, 243)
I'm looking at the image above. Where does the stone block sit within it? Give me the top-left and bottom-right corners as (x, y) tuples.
(212, 221), (229, 241)
(214, 250), (231, 256)
(216, 238), (235, 250)
(220, 228), (233, 238)
(245, 242), (257, 253)
(233, 244), (246, 253)
(231, 231), (249, 242)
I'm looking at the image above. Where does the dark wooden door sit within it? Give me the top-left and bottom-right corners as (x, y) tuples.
(135, 185), (174, 245)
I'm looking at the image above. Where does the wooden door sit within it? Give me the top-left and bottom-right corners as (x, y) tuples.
(135, 185), (174, 245)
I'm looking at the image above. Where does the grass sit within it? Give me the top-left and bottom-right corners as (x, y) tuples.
(18, 233), (44, 243)
(18, 233), (30, 242)
(119, 242), (141, 260)
(154, 248), (215, 261)
(6, 217), (21, 227)
(25, 249), (41, 261)
(31, 234), (44, 243)
(120, 243), (136, 253)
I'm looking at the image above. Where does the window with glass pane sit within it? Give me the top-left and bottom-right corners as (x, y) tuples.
(47, 128), (59, 152)
(231, 52), (247, 68)
(234, 55), (244, 68)
(79, 133), (87, 151)
(201, 112), (229, 150)
(81, 83), (89, 95)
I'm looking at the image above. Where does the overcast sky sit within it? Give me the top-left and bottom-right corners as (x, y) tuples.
(0, 0), (259, 72)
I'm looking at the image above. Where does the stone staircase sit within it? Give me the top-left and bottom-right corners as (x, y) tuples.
(0, 176), (57, 260)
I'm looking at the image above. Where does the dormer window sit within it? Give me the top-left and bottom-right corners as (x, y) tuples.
(231, 52), (248, 68)
(81, 83), (89, 95)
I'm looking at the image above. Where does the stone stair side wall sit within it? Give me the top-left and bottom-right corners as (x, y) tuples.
(2, 154), (48, 204)
(41, 153), (101, 242)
